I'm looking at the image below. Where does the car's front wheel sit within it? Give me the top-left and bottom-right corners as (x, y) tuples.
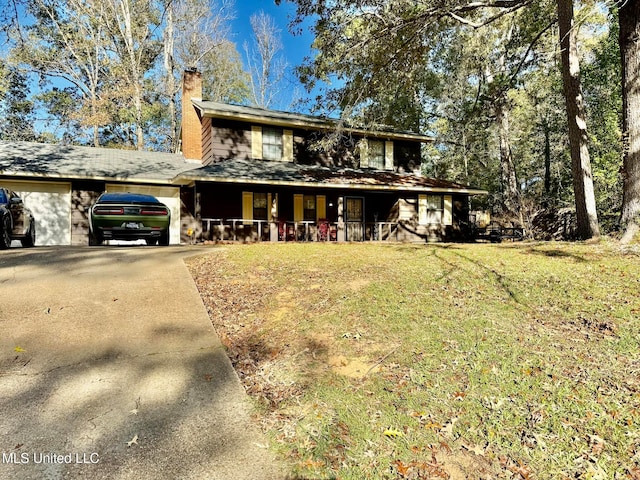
(0, 215), (12, 249)
(21, 220), (36, 247)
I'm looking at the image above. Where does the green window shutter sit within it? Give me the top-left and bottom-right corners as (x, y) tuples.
(418, 194), (428, 225)
(283, 129), (294, 162)
(384, 141), (394, 170)
(242, 191), (253, 225)
(443, 195), (453, 226)
(251, 126), (262, 160)
(293, 194), (304, 222)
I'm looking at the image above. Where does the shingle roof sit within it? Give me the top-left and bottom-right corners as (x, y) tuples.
(0, 141), (198, 184)
(180, 158), (486, 194)
(192, 101), (433, 143)
(0, 141), (486, 194)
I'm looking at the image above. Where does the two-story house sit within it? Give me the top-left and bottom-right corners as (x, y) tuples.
(178, 70), (486, 243)
(0, 70), (485, 246)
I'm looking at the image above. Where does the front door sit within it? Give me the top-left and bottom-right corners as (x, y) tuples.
(345, 197), (364, 241)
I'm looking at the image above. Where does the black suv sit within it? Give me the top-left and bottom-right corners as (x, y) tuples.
(0, 188), (36, 249)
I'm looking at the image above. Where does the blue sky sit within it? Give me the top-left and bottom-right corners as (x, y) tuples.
(230, 0), (313, 67)
(229, 0), (321, 111)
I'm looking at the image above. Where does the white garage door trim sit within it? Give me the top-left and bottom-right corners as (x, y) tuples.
(105, 184), (181, 245)
(0, 179), (72, 246)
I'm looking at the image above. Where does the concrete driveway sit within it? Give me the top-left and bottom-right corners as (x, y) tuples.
(0, 246), (284, 480)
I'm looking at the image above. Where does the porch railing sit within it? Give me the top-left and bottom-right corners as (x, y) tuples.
(200, 218), (400, 242)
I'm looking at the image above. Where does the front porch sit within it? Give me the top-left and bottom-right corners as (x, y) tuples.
(200, 217), (403, 242)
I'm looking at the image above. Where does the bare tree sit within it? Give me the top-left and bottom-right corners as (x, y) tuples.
(163, 0), (236, 151)
(102, 0), (162, 151)
(243, 11), (287, 109)
(13, 0), (111, 147)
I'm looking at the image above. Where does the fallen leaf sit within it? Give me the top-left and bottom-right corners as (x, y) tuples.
(589, 434), (605, 455)
(126, 435), (138, 447)
(628, 466), (640, 480)
(424, 422), (443, 430)
(129, 409), (138, 415)
(440, 417), (458, 438)
(14, 346), (25, 353)
(393, 460), (411, 476)
(300, 458), (323, 469)
(438, 440), (453, 454)
(384, 428), (404, 438)
(461, 440), (486, 456)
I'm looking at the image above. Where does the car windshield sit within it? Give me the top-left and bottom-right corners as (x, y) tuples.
(98, 193), (161, 205)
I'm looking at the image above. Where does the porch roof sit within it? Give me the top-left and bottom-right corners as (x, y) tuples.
(179, 159), (487, 195)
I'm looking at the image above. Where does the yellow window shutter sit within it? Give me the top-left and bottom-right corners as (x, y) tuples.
(385, 141), (394, 170)
(283, 129), (294, 162)
(242, 191), (253, 225)
(293, 194), (303, 222)
(443, 195), (453, 226)
(359, 139), (369, 168)
(316, 195), (326, 221)
(418, 194), (428, 225)
(251, 126), (262, 160)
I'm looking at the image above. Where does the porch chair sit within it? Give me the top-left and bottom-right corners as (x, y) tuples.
(317, 219), (330, 241)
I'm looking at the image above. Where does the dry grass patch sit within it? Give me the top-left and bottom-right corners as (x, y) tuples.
(187, 242), (640, 479)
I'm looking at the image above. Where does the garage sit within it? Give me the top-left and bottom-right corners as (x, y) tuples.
(106, 184), (182, 245)
(0, 179), (72, 246)
(0, 141), (198, 247)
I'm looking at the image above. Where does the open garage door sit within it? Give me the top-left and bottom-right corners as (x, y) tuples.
(0, 180), (72, 246)
(106, 184), (181, 245)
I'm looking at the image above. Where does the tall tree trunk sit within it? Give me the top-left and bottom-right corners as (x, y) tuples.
(496, 98), (522, 224)
(113, 0), (145, 150)
(557, 0), (600, 240)
(620, 0), (640, 243)
(544, 123), (551, 201)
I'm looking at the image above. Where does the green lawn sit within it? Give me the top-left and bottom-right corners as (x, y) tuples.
(187, 242), (640, 479)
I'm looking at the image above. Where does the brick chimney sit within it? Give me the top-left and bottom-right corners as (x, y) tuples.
(182, 69), (203, 161)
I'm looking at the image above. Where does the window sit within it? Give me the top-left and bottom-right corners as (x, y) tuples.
(262, 127), (283, 161)
(253, 193), (268, 221)
(303, 195), (316, 221)
(426, 195), (442, 223)
(419, 195), (443, 225)
(368, 140), (385, 169)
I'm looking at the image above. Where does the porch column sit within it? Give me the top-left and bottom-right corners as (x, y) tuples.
(337, 196), (345, 242)
(270, 193), (279, 242)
